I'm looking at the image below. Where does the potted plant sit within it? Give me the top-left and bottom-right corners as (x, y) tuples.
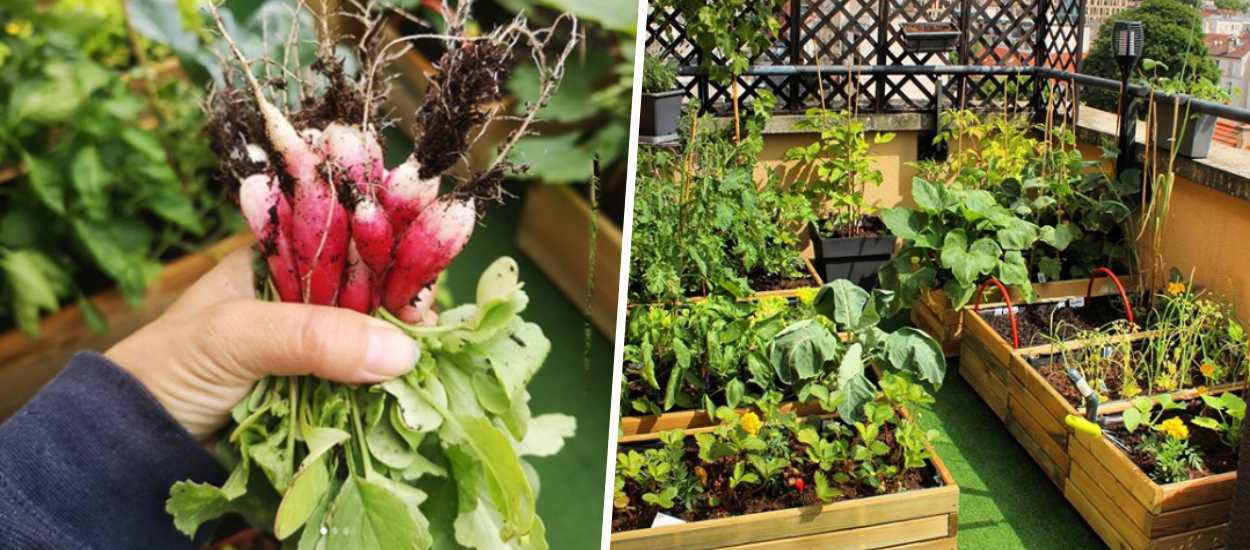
(640, 55), (683, 140)
(1142, 58), (1232, 159)
(786, 108), (897, 289)
(611, 381), (959, 548)
(900, 4), (960, 53)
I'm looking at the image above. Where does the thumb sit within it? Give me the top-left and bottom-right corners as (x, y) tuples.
(199, 299), (420, 384)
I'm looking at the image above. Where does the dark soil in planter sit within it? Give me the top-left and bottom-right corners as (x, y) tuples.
(814, 216), (890, 240)
(1030, 342), (1220, 409)
(978, 295), (1138, 348)
(612, 421), (941, 532)
(745, 268), (818, 293)
(1104, 396), (1241, 482)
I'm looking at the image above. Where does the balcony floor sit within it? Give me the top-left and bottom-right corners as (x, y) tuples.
(917, 361), (1105, 548)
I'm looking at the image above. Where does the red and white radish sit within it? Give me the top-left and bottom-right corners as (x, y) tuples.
(382, 198), (475, 314)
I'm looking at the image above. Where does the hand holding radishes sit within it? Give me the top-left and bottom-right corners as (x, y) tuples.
(165, 3), (579, 549)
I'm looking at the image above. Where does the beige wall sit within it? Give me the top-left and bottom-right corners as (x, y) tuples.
(754, 131), (920, 209)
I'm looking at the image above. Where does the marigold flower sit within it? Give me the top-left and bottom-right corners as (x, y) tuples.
(1158, 417), (1189, 440)
(1200, 363), (1216, 378)
(1166, 282), (1186, 296)
(740, 411), (762, 435)
(694, 465), (708, 486)
(1196, 386), (1209, 396)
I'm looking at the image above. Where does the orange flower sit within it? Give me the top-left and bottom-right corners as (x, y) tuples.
(1166, 282), (1186, 296)
(694, 465), (708, 486)
(1196, 386), (1209, 396)
(1200, 363), (1216, 378)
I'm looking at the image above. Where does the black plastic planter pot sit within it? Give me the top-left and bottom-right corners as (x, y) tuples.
(1155, 106), (1217, 159)
(901, 22), (961, 53)
(808, 222), (896, 290)
(640, 89), (683, 140)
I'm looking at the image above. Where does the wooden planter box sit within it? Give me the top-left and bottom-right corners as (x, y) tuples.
(619, 400), (827, 440)
(0, 233), (252, 420)
(631, 258), (826, 309)
(913, 275), (1141, 357)
(958, 284), (1241, 491)
(1066, 399), (1236, 550)
(517, 184), (622, 338)
(611, 424), (959, 550)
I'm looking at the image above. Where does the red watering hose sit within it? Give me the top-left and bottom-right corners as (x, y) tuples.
(973, 277), (1020, 349)
(1084, 267), (1135, 327)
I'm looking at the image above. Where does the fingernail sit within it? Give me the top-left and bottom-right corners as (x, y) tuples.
(363, 321), (420, 379)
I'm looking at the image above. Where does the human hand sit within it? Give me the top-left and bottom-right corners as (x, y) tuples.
(105, 248), (420, 441)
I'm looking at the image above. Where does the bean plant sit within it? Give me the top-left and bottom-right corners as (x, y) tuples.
(613, 374), (940, 528)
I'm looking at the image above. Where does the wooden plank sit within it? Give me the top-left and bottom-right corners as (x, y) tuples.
(1158, 471), (1238, 513)
(957, 341), (1008, 420)
(1069, 458), (1152, 548)
(1150, 499), (1231, 539)
(962, 308), (1015, 367)
(1008, 367), (1068, 450)
(718, 514), (952, 550)
(1069, 433), (1163, 514)
(1008, 352), (1078, 429)
(1006, 384), (1070, 486)
(1065, 475), (1138, 550)
(0, 233), (253, 420)
(881, 536), (958, 550)
(609, 485), (959, 550)
(516, 184), (622, 339)
(1147, 522), (1226, 550)
(619, 401), (827, 439)
(1005, 410), (1066, 489)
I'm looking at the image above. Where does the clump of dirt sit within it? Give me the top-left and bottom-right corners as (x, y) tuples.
(413, 41), (511, 179)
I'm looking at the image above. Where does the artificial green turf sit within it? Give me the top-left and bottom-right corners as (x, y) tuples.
(915, 363), (1107, 549)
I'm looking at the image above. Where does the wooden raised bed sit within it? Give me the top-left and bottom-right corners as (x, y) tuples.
(517, 183), (622, 338)
(958, 287), (1243, 490)
(0, 233), (252, 420)
(1065, 397), (1236, 550)
(619, 400), (827, 440)
(610, 423), (959, 550)
(913, 275), (1141, 357)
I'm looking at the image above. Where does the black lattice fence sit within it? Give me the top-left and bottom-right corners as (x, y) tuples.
(645, 0), (1087, 120)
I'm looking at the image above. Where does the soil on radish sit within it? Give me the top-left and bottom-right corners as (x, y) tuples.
(1103, 396), (1241, 482)
(978, 294), (1137, 348)
(611, 422), (939, 532)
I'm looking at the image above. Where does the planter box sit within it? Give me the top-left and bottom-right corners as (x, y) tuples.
(912, 275), (1139, 357)
(640, 90), (684, 139)
(1156, 106), (1217, 160)
(619, 400), (828, 440)
(0, 233), (252, 420)
(611, 422), (959, 550)
(901, 22), (961, 53)
(518, 184), (622, 338)
(1066, 398), (1235, 550)
(960, 298), (1243, 492)
(808, 222), (896, 290)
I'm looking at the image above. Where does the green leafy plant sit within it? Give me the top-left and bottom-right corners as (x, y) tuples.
(785, 108), (895, 236)
(1192, 392), (1246, 449)
(0, 0), (237, 336)
(1122, 394), (1205, 483)
(642, 55), (678, 94)
(629, 105), (811, 302)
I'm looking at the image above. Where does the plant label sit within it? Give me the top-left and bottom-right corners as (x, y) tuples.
(651, 513), (687, 528)
(1068, 297), (1086, 309)
(989, 306), (1019, 317)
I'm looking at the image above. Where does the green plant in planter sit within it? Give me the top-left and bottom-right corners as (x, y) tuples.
(878, 178), (1044, 308)
(629, 103), (811, 301)
(784, 108), (895, 236)
(1122, 394), (1206, 483)
(643, 55), (678, 94)
(1192, 392), (1246, 449)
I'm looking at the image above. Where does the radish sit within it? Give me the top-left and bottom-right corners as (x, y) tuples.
(238, 174), (301, 302)
(382, 198), (475, 314)
(350, 195), (393, 275)
(379, 157), (438, 232)
(323, 123), (384, 192)
(337, 240), (372, 313)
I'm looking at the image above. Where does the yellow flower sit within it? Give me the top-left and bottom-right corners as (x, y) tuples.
(4, 20), (31, 38)
(1166, 282), (1186, 296)
(1200, 363), (1216, 378)
(694, 465), (708, 486)
(1157, 417), (1190, 440)
(1196, 386), (1209, 396)
(740, 411), (762, 436)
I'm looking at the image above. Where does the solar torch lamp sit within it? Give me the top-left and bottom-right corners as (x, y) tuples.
(1113, 21), (1144, 178)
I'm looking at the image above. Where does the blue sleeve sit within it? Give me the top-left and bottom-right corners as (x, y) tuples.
(0, 352), (225, 549)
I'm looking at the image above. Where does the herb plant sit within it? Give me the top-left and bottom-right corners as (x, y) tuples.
(1122, 394), (1206, 484)
(785, 108), (895, 236)
(165, 4), (581, 547)
(642, 55), (678, 94)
